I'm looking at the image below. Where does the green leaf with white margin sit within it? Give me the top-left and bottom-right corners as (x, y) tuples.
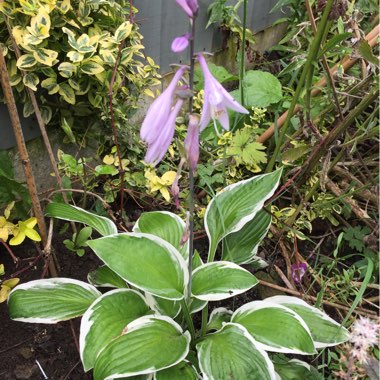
(205, 169), (282, 260)
(189, 251), (207, 313)
(59, 82), (76, 104)
(88, 265), (127, 288)
(8, 278), (101, 323)
(155, 361), (198, 380)
(196, 323), (276, 380)
(133, 211), (188, 260)
(192, 261), (258, 301)
(45, 202), (117, 237)
(207, 307), (233, 331)
(145, 293), (181, 319)
(267, 296), (350, 348)
(16, 54), (37, 69)
(33, 48), (58, 66)
(93, 316), (190, 380)
(274, 359), (322, 380)
(80, 58), (104, 75)
(232, 301), (316, 354)
(80, 289), (151, 371)
(222, 209), (271, 264)
(87, 233), (188, 301)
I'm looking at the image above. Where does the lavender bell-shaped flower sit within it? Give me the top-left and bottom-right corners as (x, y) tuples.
(184, 114), (200, 173)
(171, 33), (191, 53)
(197, 54), (249, 131)
(176, 0), (199, 18)
(140, 67), (186, 165)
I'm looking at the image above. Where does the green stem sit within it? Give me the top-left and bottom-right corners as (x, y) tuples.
(239, 0), (248, 107)
(266, 0), (335, 172)
(200, 305), (208, 337)
(181, 299), (196, 341)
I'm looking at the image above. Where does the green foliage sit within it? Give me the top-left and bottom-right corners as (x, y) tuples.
(0, 0), (160, 141)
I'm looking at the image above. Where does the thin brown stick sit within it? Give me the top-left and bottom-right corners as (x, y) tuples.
(0, 48), (57, 278)
(259, 280), (378, 318)
(274, 264), (295, 290)
(0, 240), (18, 263)
(257, 25), (379, 143)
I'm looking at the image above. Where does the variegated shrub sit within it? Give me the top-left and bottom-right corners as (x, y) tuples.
(0, 0), (160, 141)
(8, 169), (349, 379)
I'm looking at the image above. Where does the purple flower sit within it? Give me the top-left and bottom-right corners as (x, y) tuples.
(171, 33), (191, 53)
(140, 67), (186, 165)
(197, 54), (249, 131)
(176, 0), (199, 18)
(291, 263), (307, 284)
(184, 114), (200, 173)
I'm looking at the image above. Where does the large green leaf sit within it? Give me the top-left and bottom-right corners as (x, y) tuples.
(145, 293), (181, 319)
(197, 323), (276, 380)
(205, 169), (282, 260)
(231, 70), (283, 107)
(87, 265), (128, 288)
(80, 289), (150, 371)
(87, 233), (188, 300)
(133, 211), (188, 260)
(274, 359), (323, 380)
(207, 307), (233, 331)
(222, 209), (271, 264)
(8, 278), (101, 323)
(45, 203), (117, 236)
(93, 316), (190, 380)
(154, 361), (198, 380)
(267, 296), (349, 348)
(232, 301), (316, 354)
(191, 261), (258, 301)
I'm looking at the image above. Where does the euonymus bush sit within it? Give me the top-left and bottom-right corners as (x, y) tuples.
(0, 0), (159, 140)
(7, 169), (349, 379)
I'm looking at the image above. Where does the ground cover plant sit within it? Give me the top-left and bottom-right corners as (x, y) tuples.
(0, 0), (379, 378)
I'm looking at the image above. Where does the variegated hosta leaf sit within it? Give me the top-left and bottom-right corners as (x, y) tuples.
(266, 296), (350, 348)
(80, 289), (151, 371)
(87, 265), (127, 288)
(232, 301), (316, 355)
(205, 169), (282, 260)
(154, 361), (198, 380)
(87, 233), (188, 300)
(191, 261), (258, 301)
(274, 359), (322, 380)
(222, 209), (272, 264)
(207, 307), (233, 331)
(45, 202), (117, 237)
(145, 293), (181, 319)
(93, 316), (191, 380)
(133, 211), (188, 260)
(196, 323), (276, 380)
(8, 278), (101, 323)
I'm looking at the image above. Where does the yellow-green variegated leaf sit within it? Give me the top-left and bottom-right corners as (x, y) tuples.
(80, 58), (104, 75)
(80, 289), (150, 371)
(197, 323), (276, 380)
(23, 32), (43, 46)
(58, 62), (76, 78)
(41, 77), (59, 94)
(115, 21), (133, 43)
(67, 50), (84, 63)
(8, 278), (101, 323)
(99, 49), (116, 65)
(27, 8), (51, 39)
(57, 0), (71, 13)
(40, 106), (53, 124)
(62, 27), (78, 50)
(232, 301), (316, 354)
(266, 296), (350, 348)
(59, 83), (76, 104)
(93, 316), (190, 380)
(76, 34), (96, 54)
(205, 169), (282, 260)
(33, 49), (58, 66)
(23, 72), (39, 91)
(17, 54), (37, 69)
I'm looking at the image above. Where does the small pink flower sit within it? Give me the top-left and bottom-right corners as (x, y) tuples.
(291, 263), (307, 284)
(171, 33), (191, 53)
(184, 114), (200, 173)
(197, 54), (248, 131)
(176, 0), (199, 18)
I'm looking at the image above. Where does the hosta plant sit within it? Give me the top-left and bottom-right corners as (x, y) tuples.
(7, 169), (349, 379)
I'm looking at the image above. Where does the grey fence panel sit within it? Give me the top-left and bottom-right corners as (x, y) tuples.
(137, 0), (281, 71)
